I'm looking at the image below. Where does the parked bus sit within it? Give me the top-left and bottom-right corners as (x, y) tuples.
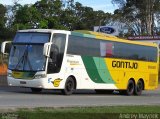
(1, 29), (159, 95)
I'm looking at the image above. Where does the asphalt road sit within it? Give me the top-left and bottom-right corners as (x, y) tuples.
(0, 86), (159, 109)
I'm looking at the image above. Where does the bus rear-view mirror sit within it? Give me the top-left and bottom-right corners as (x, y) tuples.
(43, 42), (52, 57)
(1, 41), (12, 55)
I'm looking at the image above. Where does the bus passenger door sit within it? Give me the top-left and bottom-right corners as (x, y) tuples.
(47, 33), (66, 74)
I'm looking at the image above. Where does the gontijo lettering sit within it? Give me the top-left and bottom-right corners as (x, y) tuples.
(112, 61), (138, 69)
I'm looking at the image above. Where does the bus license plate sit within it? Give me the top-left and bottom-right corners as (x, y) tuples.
(20, 81), (26, 84)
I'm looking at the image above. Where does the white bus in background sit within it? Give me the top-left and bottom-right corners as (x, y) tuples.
(1, 29), (159, 95)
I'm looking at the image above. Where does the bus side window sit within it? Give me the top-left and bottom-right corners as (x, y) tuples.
(100, 41), (114, 57)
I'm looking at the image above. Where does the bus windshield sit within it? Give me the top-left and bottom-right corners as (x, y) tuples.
(8, 32), (51, 71)
(9, 44), (46, 71)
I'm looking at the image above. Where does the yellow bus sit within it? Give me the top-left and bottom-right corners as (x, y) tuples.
(1, 29), (159, 95)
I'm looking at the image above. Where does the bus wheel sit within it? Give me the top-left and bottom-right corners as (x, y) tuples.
(134, 80), (143, 96)
(126, 80), (135, 95)
(120, 80), (135, 96)
(62, 77), (75, 95)
(31, 88), (42, 93)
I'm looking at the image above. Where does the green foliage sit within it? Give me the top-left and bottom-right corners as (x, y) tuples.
(0, 4), (7, 28)
(0, 0), (159, 40)
(0, 4), (8, 42)
(0, 0), (114, 41)
(112, 0), (160, 36)
(13, 5), (41, 29)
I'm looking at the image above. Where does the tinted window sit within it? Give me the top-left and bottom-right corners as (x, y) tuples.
(67, 35), (157, 62)
(114, 42), (157, 62)
(67, 35), (100, 57)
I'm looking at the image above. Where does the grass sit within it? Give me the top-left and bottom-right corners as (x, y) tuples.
(0, 106), (160, 119)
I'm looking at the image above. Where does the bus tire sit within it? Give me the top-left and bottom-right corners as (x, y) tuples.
(31, 88), (42, 93)
(120, 80), (135, 96)
(61, 77), (75, 95)
(134, 80), (143, 96)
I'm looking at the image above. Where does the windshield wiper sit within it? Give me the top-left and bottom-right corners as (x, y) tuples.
(14, 45), (33, 71)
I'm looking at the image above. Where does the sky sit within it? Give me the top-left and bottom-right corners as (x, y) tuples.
(0, 0), (118, 13)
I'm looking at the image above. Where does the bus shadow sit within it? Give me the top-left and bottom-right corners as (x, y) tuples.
(0, 86), (117, 96)
(0, 86), (158, 97)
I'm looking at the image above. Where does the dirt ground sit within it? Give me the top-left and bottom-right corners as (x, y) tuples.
(0, 75), (7, 86)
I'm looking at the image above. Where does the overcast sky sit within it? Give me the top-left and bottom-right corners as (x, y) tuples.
(0, 0), (118, 13)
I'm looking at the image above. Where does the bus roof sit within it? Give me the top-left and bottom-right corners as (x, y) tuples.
(72, 30), (158, 47)
(17, 29), (158, 47)
(18, 29), (70, 34)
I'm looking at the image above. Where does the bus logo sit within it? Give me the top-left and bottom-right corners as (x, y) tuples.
(52, 78), (62, 87)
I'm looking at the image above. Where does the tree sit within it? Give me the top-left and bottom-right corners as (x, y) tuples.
(14, 5), (41, 29)
(0, 4), (8, 41)
(112, 0), (160, 36)
(1, 0), (116, 40)
(34, 0), (65, 29)
(66, 2), (112, 30)
(0, 4), (6, 29)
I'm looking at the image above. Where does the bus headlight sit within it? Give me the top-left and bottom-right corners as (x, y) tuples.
(8, 72), (12, 77)
(34, 74), (46, 79)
